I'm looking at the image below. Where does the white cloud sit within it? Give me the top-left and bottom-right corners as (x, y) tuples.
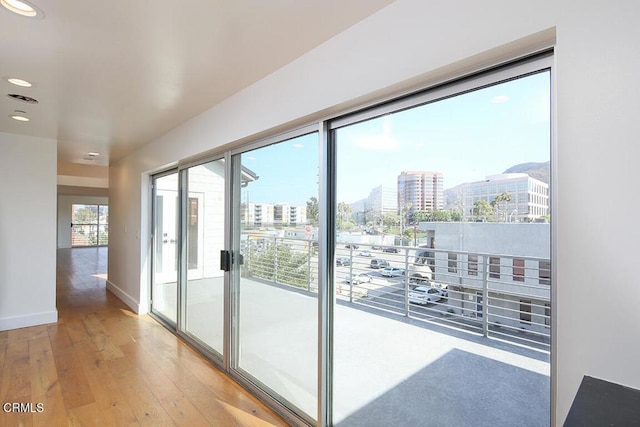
(491, 95), (510, 104)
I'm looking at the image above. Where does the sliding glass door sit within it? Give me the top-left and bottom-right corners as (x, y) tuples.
(230, 131), (319, 422)
(148, 53), (552, 427)
(183, 159), (227, 356)
(151, 171), (179, 324)
(150, 132), (319, 423)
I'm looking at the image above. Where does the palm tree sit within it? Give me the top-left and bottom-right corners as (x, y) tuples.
(491, 192), (512, 222)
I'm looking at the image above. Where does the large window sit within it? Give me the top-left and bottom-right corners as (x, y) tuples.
(148, 54), (552, 426)
(332, 59), (551, 425)
(71, 204), (108, 246)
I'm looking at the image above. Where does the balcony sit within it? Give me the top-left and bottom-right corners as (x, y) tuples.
(239, 235), (550, 424)
(71, 223), (109, 246)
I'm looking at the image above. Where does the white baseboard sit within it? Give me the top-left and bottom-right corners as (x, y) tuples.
(106, 280), (148, 315)
(0, 310), (58, 331)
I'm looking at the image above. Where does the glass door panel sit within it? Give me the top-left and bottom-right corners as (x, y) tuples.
(232, 132), (319, 421)
(332, 70), (551, 425)
(184, 159), (226, 355)
(152, 172), (179, 324)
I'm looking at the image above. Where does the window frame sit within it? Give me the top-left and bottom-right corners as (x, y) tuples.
(145, 50), (554, 427)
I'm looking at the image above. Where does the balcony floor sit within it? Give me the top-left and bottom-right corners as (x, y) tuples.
(153, 273), (550, 426)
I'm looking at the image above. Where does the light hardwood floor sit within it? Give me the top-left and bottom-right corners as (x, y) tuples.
(0, 247), (289, 427)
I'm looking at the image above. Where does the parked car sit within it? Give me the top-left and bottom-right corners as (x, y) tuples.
(370, 258), (389, 269)
(409, 286), (446, 304)
(382, 247), (399, 253)
(358, 250), (373, 257)
(345, 243), (359, 249)
(336, 256), (351, 266)
(345, 272), (372, 284)
(381, 267), (405, 277)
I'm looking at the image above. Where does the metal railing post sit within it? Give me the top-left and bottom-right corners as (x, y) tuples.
(404, 248), (410, 317)
(307, 241), (312, 292)
(482, 255), (489, 337)
(348, 246), (353, 302)
(274, 238), (279, 283)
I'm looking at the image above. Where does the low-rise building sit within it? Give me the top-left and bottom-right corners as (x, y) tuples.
(417, 222), (550, 336)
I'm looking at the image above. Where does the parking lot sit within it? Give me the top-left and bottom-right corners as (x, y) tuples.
(333, 245), (550, 351)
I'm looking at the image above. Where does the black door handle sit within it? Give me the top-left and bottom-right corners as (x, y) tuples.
(220, 250), (231, 272)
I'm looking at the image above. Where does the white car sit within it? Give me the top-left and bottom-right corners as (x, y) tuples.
(381, 267), (405, 277)
(358, 250), (373, 257)
(409, 286), (446, 305)
(345, 273), (372, 284)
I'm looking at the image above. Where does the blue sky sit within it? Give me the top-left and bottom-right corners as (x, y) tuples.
(241, 71), (550, 205)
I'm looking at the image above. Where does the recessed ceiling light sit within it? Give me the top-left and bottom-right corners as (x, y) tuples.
(6, 77), (33, 87)
(87, 152), (100, 157)
(1, 0), (44, 18)
(10, 111), (29, 121)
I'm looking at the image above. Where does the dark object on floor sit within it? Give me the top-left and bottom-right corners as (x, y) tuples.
(564, 376), (640, 426)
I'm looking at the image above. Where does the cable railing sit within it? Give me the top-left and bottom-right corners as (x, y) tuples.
(241, 235), (551, 351)
(71, 224), (109, 246)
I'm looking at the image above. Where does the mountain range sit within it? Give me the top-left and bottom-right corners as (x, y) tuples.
(502, 161), (550, 185)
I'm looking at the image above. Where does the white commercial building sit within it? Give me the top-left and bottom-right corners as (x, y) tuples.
(352, 185), (398, 225)
(456, 173), (549, 222)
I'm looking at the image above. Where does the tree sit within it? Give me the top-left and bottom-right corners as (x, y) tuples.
(306, 197), (319, 226)
(382, 213), (400, 228)
(337, 201), (354, 230)
(450, 210), (463, 222)
(473, 200), (494, 221)
(409, 210), (431, 223)
(74, 206), (98, 224)
(429, 210), (452, 222)
(410, 209), (460, 223)
(491, 192), (512, 222)
(248, 243), (310, 288)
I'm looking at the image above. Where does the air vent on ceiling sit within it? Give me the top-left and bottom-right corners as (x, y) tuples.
(7, 93), (38, 104)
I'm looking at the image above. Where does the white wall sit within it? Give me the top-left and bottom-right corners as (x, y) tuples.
(555, 1), (640, 423)
(57, 195), (109, 248)
(0, 132), (58, 330)
(108, 0), (640, 424)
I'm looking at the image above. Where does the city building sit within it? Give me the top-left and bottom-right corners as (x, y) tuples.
(241, 202), (307, 227)
(274, 203), (308, 226)
(351, 185), (398, 225)
(397, 171), (444, 214)
(455, 173), (549, 222)
(418, 222), (550, 334)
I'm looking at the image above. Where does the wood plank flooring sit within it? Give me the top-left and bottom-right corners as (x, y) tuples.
(0, 247), (289, 427)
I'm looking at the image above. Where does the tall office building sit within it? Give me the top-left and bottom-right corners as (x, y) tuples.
(397, 171), (444, 214)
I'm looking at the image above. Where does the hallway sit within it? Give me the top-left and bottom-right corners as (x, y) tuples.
(0, 247), (288, 426)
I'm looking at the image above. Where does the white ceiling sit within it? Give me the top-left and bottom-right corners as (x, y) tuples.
(0, 0), (393, 166)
